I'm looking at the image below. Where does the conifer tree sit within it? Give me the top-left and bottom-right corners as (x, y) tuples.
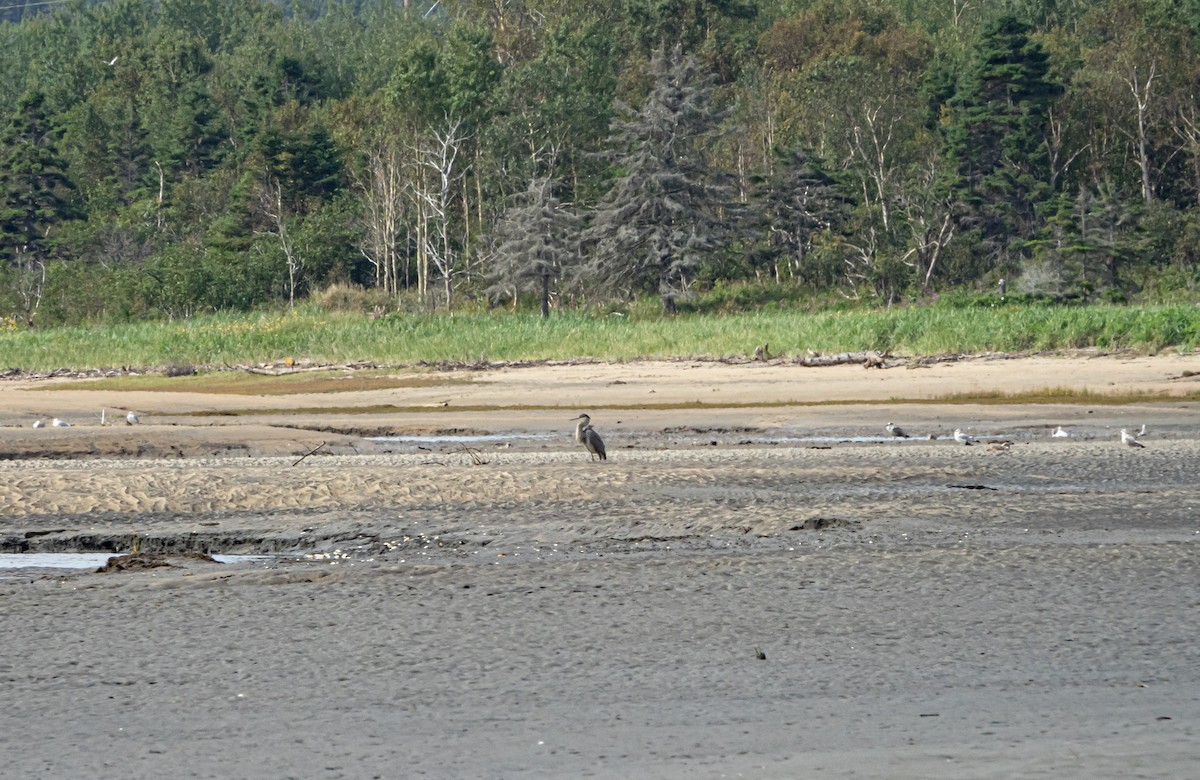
(582, 46), (733, 307)
(942, 15), (1062, 274)
(749, 147), (849, 285)
(0, 90), (79, 321)
(485, 176), (581, 317)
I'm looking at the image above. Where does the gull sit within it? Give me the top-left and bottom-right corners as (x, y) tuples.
(32, 419), (46, 428)
(953, 428), (975, 446)
(886, 422), (910, 439)
(126, 410), (141, 425)
(51, 418), (71, 427)
(1051, 426), (1070, 437)
(1120, 429), (1145, 449)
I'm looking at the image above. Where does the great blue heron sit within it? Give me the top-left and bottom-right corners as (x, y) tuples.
(1120, 429), (1145, 448)
(953, 428), (974, 445)
(126, 410), (141, 425)
(885, 422), (910, 439)
(571, 414), (607, 461)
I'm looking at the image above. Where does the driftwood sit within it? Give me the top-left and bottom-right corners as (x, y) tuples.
(292, 441), (328, 466)
(456, 445), (489, 466)
(243, 361), (378, 376)
(790, 350), (888, 367)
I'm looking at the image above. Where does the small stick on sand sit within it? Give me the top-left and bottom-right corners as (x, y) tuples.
(457, 445), (488, 466)
(292, 441), (328, 466)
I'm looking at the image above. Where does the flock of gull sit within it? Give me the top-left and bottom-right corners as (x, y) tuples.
(30, 409), (140, 429)
(884, 420), (1148, 449)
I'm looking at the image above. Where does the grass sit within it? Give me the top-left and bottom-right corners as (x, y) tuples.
(925, 387), (1200, 405)
(1, 302), (1197, 372)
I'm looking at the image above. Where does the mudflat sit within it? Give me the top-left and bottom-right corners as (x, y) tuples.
(1, 353), (1197, 779)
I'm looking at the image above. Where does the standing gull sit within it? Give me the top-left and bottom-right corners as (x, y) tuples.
(953, 428), (975, 446)
(1051, 426), (1070, 438)
(126, 410), (141, 425)
(571, 414), (607, 461)
(1120, 429), (1145, 448)
(885, 422), (910, 439)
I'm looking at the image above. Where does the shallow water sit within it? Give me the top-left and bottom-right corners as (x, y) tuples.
(368, 432), (1024, 446)
(367, 433), (554, 444)
(0, 553), (268, 570)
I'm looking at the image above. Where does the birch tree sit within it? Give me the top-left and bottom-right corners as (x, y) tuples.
(412, 115), (468, 308)
(254, 174), (300, 310)
(356, 139), (408, 295)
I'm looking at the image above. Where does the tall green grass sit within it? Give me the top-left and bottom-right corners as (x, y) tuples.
(0, 303), (1196, 371)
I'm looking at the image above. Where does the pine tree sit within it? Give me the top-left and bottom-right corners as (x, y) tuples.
(582, 46), (733, 307)
(259, 122), (342, 212)
(749, 147), (849, 285)
(485, 176), (581, 317)
(942, 15), (1062, 275)
(0, 90), (79, 320)
(163, 81), (226, 177)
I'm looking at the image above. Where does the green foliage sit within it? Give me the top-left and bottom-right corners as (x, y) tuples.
(747, 147), (851, 286)
(0, 91), (80, 262)
(1, 302), (1197, 372)
(1, 0), (1200, 325)
(485, 176), (582, 315)
(675, 280), (823, 313)
(582, 46), (734, 301)
(941, 15), (1062, 275)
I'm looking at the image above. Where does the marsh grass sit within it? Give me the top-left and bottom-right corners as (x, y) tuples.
(924, 387), (1200, 405)
(1, 303), (1197, 372)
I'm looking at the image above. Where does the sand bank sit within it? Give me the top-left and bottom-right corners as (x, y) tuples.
(0, 353), (1197, 778)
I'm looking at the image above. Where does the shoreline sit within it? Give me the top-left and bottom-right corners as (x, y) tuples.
(2, 354), (1198, 779)
(0, 352), (1196, 457)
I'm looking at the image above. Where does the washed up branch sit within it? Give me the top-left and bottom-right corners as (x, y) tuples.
(292, 441), (328, 466)
(790, 350), (890, 367)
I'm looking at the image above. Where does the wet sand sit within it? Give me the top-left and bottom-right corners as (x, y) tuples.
(1, 354), (1198, 778)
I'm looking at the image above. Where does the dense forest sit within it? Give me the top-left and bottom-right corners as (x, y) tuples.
(2, 0), (1200, 326)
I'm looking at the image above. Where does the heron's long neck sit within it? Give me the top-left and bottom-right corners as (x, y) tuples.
(575, 420), (589, 442)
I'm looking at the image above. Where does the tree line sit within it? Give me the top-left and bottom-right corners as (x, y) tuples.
(2, 0), (1199, 326)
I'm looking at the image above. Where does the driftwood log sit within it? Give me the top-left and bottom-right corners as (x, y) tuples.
(790, 350), (889, 367)
(242, 361), (378, 376)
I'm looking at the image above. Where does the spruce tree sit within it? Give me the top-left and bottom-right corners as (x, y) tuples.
(0, 91), (80, 322)
(0, 91), (78, 267)
(942, 15), (1062, 275)
(582, 46), (732, 307)
(749, 147), (849, 285)
(485, 176), (581, 317)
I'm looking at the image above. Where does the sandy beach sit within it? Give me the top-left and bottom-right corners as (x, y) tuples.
(1, 353), (1198, 778)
